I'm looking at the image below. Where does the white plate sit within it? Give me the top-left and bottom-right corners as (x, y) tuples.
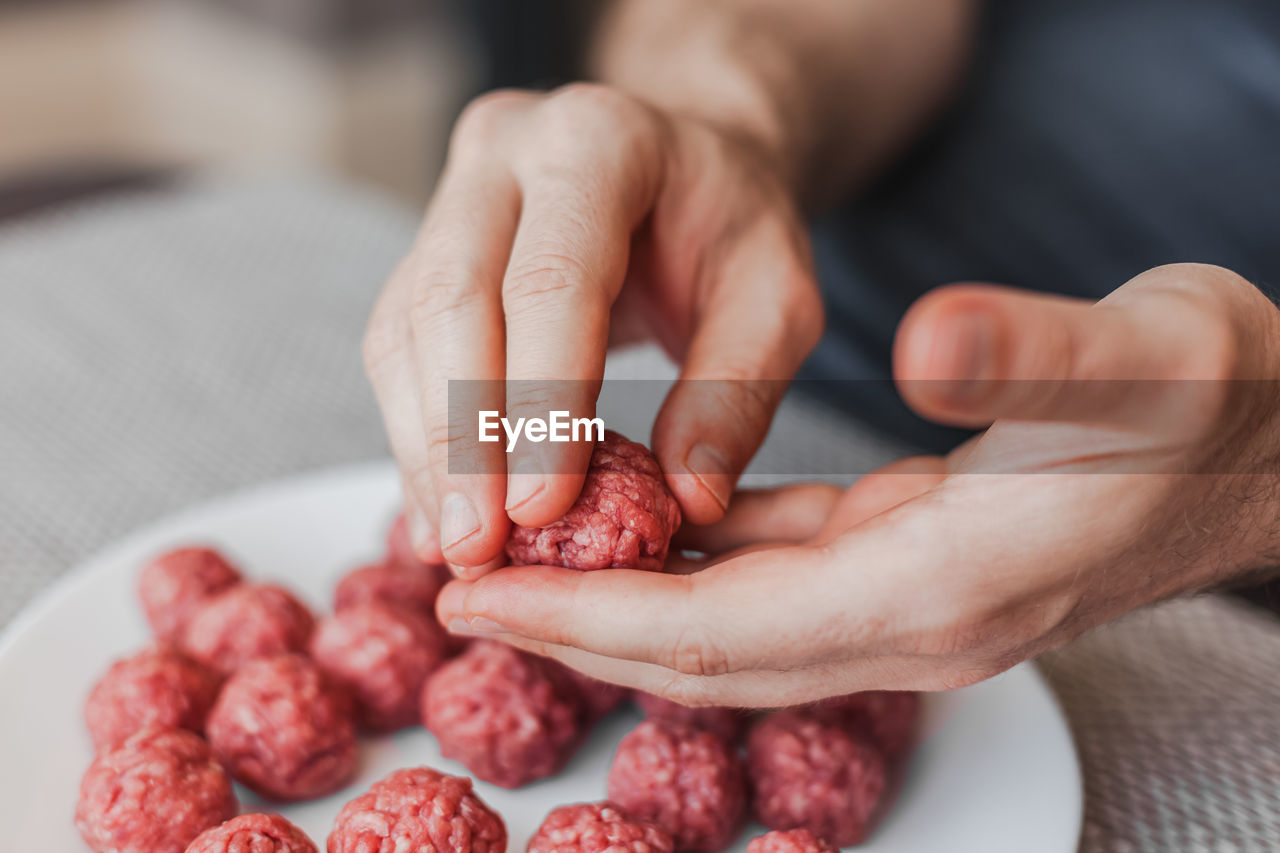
(0, 464), (1082, 852)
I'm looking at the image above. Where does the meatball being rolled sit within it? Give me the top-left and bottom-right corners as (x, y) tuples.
(506, 431), (681, 572)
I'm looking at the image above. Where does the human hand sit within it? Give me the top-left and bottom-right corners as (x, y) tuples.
(363, 84), (822, 577)
(435, 263), (1280, 706)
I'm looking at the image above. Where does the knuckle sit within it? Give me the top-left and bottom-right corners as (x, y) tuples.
(926, 660), (1005, 692)
(547, 82), (636, 124)
(503, 250), (596, 305)
(667, 622), (734, 678)
(451, 89), (527, 149)
(410, 271), (481, 321)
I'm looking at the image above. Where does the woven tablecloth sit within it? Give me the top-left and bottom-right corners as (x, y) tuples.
(2, 175), (1277, 852)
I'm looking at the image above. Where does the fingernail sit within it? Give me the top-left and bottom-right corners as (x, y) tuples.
(447, 618), (474, 636)
(933, 312), (995, 398)
(505, 456), (545, 512)
(468, 617), (506, 634)
(686, 443), (732, 510)
(441, 492), (481, 551)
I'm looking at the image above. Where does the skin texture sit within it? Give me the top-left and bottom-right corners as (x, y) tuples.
(138, 546), (242, 645)
(75, 726), (237, 853)
(439, 265), (1280, 706)
(185, 814), (318, 853)
(528, 802), (674, 853)
(326, 766), (506, 853)
(206, 654), (357, 801)
(84, 646), (223, 752)
(363, 0), (976, 578)
(368, 1), (1280, 706)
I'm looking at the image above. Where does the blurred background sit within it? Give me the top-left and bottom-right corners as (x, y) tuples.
(0, 0), (593, 212)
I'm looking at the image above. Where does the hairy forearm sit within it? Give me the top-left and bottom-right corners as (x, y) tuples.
(591, 0), (980, 208)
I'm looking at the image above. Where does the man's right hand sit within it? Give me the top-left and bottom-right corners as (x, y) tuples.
(362, 83), (824, 577)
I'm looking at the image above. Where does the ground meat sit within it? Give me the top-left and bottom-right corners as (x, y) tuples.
(634, 693), (748, 744)
(311, 602), (450, 731)
(75, 725), (237, 853)
(528, 802), (674, 853)
(206, 654), (357, 801)
(505, 431), (681, 572)
(84, 646), (223, 752)
(746, 710), (887, 847)
(809, 691), (920, 758)
(607, 719), (745, 852)
(185, 814), (318, 853)
(333, 561), (448, 618)
(558, 666), (629, 721)
(139, 546), (243, 645)
(421, 640), (583, 788)
(326, 766), (506, 853)
(744, 829), (837, 853)
(182, 583), (315, 675)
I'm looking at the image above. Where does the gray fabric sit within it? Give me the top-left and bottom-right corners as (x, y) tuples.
(2, 177), (1279, 850)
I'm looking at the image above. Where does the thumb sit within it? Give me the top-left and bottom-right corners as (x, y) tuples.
(653, 217), (824, 524)
(892, 265), (1266, 430)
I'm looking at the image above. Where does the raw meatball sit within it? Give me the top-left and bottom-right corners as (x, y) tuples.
(528, 802), (674, 853)
(311, 602), (450, 731)
(607, 719), (745, 852)
(183, 583), (315, 674)
(744, 829), (836, 853)
(811, 690), (920, 758)
(84, 646), (222, 752)
(505, 431), (681, 572)
(422, 640), (583, 788)
(746, 711), (887, 847)
(327, 766), (506, 853)
(139, 546), (242, 644)
(635, 693), (747, 743)
(75, 725), (237, 853)
(559, 666), (629, 721)
(206, 654), (357, 801)
(333, 561), (447, 618)
(186, 814), (317, 853)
